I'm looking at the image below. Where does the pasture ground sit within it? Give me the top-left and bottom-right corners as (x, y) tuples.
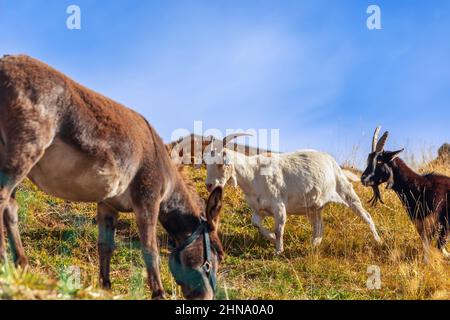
(0, 158), (449, 300)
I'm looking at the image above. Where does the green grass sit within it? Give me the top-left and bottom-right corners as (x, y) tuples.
(0, 160), (449, 300)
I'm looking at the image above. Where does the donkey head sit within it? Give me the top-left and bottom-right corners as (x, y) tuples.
(168, 186), (224, 300)
(361, 126), (404, 205)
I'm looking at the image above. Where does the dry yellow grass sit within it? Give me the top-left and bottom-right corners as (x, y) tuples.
(0, 158), (449, 300)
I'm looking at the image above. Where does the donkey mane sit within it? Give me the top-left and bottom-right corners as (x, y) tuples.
(176, 166), (205, 212)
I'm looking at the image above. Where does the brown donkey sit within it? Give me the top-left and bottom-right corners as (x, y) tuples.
(0, 55), (225, 299)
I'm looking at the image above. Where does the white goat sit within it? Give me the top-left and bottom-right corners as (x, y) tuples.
(203, 134), (382, 254)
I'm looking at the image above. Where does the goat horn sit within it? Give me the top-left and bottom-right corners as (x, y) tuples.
(372, 126), (381, 152)
(376, 131), (389, 152)
(171, 136), (192, 152)
(222, 133), (253, 147)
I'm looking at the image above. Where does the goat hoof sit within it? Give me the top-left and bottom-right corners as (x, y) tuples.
(267, 234), (276, 243)
(312, 238), (323, 247)
(374, 235), (383, 245)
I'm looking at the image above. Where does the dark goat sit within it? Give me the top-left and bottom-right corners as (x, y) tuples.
(361, 127), (450, 262)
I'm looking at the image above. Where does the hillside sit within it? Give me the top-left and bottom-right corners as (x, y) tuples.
(0, 161), (449, 300)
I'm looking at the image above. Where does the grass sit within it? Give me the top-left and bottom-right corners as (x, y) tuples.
(0, 159), (449, 300)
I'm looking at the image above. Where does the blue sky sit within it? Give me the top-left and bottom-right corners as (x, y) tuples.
(0, 1), (449, 166)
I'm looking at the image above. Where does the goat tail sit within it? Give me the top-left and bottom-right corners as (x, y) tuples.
(341, 169), (360, 183)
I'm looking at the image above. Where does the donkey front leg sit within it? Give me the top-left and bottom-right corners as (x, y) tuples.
(134, 202), (165, 299)
(4, 192), (28, 267)
(97, 203), (118, 289)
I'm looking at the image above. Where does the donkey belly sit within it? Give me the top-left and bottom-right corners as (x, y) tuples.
(28, 139), (134, 202)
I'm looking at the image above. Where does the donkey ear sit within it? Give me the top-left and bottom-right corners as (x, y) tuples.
(206, 186), (223, 232)
(385, 149), (404, 162)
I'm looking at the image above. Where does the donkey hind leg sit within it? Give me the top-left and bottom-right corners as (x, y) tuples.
(337, 180), (381, 243)
(0, 105), (53, 256)
(4, 192), (28, 267)
(1, 139), (49, 204)
(97, 203), (118, 289)
(0, 106), (53, 264)
(307, 210), (324, 247)
(0, 205), (5, 263)
(251, 212), (276, 243)
(134, 201), (165, 299)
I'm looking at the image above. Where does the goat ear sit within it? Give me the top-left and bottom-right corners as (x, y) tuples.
(385, 149), (404, 162)
(223, 154), (231, 165)
(206, 186), (223, 232)
(221, 149), (230, 165)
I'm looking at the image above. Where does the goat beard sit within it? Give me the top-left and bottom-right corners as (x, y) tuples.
(368, 185), (384, 207)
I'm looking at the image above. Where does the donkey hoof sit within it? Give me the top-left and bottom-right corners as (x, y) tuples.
(0, 252), (6, 264)
(152, 290), (166, 300)
(15, 256), (29, 269)
(101, 280), (112, 290)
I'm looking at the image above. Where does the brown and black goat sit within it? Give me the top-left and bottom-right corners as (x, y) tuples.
(361, 127), (450, 262)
